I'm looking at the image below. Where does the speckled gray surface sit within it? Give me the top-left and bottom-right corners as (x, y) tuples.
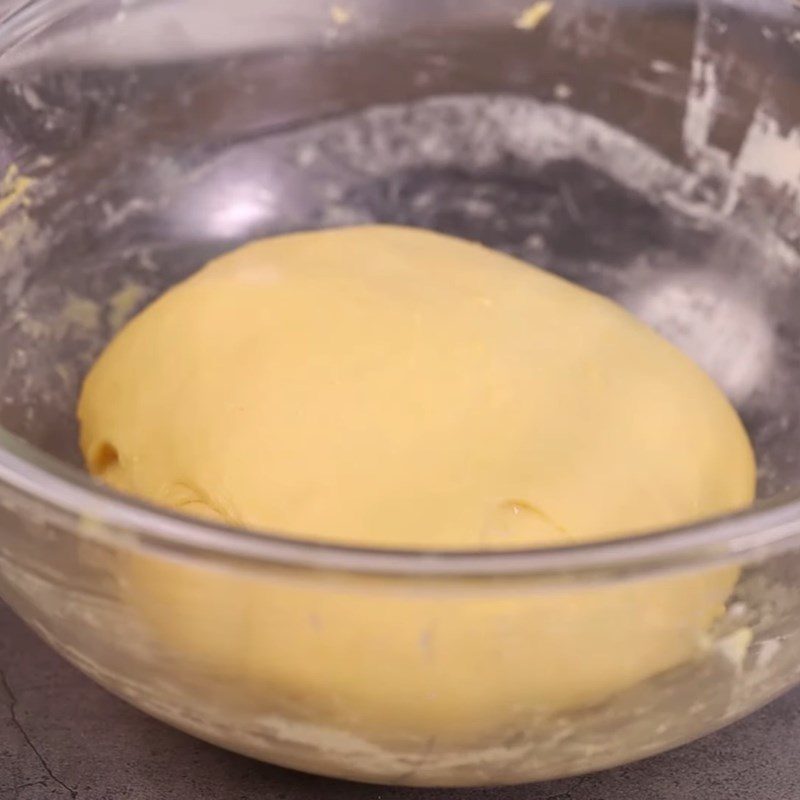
(0, 601), (798, 800)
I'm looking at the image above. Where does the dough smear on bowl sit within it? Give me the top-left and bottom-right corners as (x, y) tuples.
(78, 225), (755, 746)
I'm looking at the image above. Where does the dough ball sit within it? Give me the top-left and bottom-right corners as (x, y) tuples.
(78, 226), (755, 747)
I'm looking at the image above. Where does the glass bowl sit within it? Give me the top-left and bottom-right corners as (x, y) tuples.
(1, 0), (800, 787)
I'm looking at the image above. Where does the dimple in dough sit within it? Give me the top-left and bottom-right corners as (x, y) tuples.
(79, 225), (755, 747)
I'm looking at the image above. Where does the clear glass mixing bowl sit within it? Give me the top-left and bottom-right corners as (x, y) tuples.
(1, 0), (800, 787)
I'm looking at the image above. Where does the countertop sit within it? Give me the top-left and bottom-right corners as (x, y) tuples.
(1, 600), (798, 800)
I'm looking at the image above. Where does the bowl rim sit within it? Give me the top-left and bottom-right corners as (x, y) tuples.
(1, 426), (798, 579)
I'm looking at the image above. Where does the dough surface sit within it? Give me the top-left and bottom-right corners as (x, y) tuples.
(78, 225), (755, 746)
(80, 225), (754, 548)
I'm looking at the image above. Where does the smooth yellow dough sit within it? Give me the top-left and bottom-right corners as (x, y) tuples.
(78, 225), (755, 746)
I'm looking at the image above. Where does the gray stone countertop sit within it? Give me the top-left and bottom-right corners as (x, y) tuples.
(1, 600), (798, 800)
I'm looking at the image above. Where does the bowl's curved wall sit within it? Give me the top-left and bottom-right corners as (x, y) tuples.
(0, 0), (799, 786)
